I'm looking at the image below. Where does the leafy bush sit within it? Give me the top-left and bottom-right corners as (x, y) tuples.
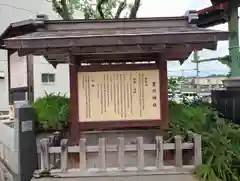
(32, 92), (69, 131)
(168, 100), (240, 181)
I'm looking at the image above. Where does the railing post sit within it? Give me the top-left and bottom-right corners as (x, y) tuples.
(156, 136), (164, 169)
(53, 131), (61, 146)
(118, 137), (125, 171)
(137, 137), (144, 170)
(48, 135), (55, 168)
(174, 135), (182, 167)
(79, 139), (86, 170)
(40, 138), (50, 172)
(99, 138), (106, 171)
(0, 168), (5, 181)
(193, 134), (202, 166)
(60, 139), (68, 172)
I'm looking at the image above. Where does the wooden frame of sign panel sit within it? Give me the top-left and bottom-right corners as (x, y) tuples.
(68, 54), (168, 137)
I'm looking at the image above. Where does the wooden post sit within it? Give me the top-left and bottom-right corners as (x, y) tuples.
(69, 55), (79, 145)
(79, 139), (86, 170)
(118, 137), (125, 171)
(0, 168), (5, 181)
(174, 136), (182, 167)
(40, 138), (50, 171)
(158, 56), (169, 129)
(156, 136), (164, 169)
(48, 135), (55, 167)
(60, 139), (68, 172)
(99, 138), (106, 171)
(53, 131), (61, 146)
(193, 134), (202, 166)
(137, 137), (144, 170)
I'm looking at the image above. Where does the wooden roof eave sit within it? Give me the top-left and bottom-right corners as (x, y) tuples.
(3, 31), (228, 49)
(0, 16), (192, 49)
(14, 41), (217, 65)
(16, 41), (217, 57)
(0, 15), (228, 64)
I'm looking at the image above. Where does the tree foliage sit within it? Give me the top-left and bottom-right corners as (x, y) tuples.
(168, 77), (189, 94)
(218, 55), (231, 67)
(48, 0), (141, 20)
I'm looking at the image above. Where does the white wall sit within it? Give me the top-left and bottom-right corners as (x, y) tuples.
(33, 57), (70, 99)
(0, 0), (71, 110)
(0, 61), (8, 111)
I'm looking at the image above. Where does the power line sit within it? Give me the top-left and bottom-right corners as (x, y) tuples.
(0, 3), (39, 14)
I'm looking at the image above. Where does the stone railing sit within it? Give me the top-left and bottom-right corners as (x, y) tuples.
(34, 132), (202, 178)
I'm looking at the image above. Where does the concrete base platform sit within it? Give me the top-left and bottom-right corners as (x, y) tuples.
(31, 174), (198, 181)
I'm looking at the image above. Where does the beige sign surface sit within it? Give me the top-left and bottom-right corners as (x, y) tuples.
(78, 70), (161, 122)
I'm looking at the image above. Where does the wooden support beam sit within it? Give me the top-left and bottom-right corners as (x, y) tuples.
(69, 55), (80, 145)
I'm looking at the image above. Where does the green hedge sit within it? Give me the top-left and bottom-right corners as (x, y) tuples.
(32, 92), (69, 132)
(168, 100), (240, 181)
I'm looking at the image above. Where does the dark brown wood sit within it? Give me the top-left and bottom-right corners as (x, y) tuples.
(4, 32), (228, 49)
(9, 87), (28, 104)
(26, 55), (34, 102)
(9, 87), (29, 93)
(17, 42), (217, 58)
(79, 120), (160, 131)
(7, 50), (12, 104)
(21, 44), (165, 56)
(69, 55), (80, 144)
(158, 57), (169, 129)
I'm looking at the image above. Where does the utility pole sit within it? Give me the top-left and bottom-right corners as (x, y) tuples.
(181, 67), (184, 77)
(228, 0), (239, 77)
(193, 50), (200, 91)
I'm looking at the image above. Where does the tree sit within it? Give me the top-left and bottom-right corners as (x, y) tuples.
(48, 0), (141, 20)
(218, 55), (231, 67)
(168, 77), (187, 95)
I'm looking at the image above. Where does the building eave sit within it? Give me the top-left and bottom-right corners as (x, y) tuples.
(0, 19), (45, 50)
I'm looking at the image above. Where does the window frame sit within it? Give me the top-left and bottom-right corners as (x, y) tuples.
(41, 73), (56, 84)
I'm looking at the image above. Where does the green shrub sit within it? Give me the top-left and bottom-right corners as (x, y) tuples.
(168, 100), (240, 181)
(32, 92), (69, 132)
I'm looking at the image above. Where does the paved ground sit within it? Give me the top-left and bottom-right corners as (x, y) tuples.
(31, 174), (198, 181)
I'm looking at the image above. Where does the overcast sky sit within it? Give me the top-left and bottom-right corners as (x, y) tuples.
(138, 0), (232, 77)
(0, 0), (237, 76)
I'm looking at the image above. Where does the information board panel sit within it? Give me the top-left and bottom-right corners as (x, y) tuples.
(78, 70), (161, 122)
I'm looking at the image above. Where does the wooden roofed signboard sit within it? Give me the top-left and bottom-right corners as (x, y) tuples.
(0, 14), (229, 131)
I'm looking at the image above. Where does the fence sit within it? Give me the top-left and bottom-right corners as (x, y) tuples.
(0, 101), (37, 181)
(35, 132), (202, 178)
(212, 89), (240, 124)
(0, 119), (18, 181)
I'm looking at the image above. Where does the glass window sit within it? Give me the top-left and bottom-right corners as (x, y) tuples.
(41, 73), (55, 83)
(48, 74), (55, 83)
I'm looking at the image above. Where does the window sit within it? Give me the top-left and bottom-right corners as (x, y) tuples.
(41, 73), (55, 84)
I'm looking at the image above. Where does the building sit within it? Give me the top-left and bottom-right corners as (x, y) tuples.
(187, 75), (226, 88)
(178, 75), (227, 100)
(0, 1), (72, 112)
